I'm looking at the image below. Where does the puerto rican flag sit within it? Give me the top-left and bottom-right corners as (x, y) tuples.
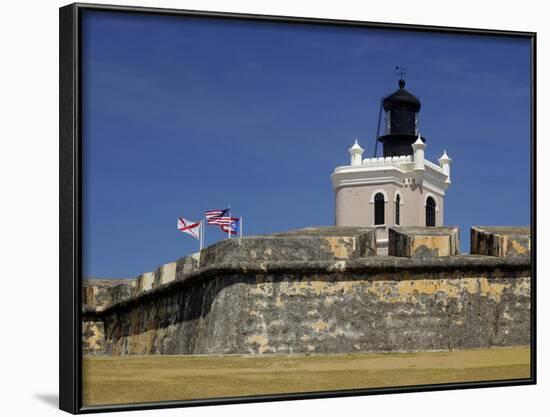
(205, 208), (229, 224)
(177, 217), (201, 240)
(221, 218), (240, 235)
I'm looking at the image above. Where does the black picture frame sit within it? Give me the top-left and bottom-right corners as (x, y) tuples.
(59, 3), (537, 414)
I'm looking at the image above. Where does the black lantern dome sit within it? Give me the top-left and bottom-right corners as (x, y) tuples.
(382, 79), (421, 112)
(378, 79), (424, 157)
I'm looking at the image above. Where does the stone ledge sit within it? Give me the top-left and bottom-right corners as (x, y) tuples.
(200, 226), (377, 265)
(471, 226), (531, 258)
(388, 227), (460, 258)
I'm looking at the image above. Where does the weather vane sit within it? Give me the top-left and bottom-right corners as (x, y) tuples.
(395, 65), (407, 80)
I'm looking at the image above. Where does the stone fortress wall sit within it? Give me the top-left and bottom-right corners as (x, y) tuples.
(82, 226), (531, 356)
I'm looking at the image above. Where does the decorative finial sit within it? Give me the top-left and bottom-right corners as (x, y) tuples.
(349, 139), (363, 152)
(412, 132), (425, 171)
(438, 149), (452, 184)
(348, 139), (364, 166)
(413, 133), (423, 145)
(395, 65), (407, 87)
(439, 149), (452, 162)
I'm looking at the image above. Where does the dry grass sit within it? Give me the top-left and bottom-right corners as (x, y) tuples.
(83, 346), (530, 406)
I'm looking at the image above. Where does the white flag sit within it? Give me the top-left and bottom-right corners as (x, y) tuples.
(177, 217), (201, 240)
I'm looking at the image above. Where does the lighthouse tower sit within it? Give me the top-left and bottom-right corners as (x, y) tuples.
(331, 78), (452, 250)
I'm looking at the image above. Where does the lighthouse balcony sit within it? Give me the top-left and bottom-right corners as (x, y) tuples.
(333, 155), (445, 177)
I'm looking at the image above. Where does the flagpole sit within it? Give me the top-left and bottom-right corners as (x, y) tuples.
(228, 205), (231, 240)
(200, 220), (204, 251)
(240, 216), (243, 239)
(203, 216), (206, 249)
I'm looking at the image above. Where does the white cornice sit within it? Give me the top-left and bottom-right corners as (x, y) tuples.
(331, 157), (449, 194)
(332, 175), (404, 189)
(422, 180), (446, 197)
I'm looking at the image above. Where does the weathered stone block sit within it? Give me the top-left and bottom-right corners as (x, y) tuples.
(82, 319), (105, 355)
(154, 262), (177, 287)
(200, 226), (376, 265)
(175, 252), (201, 281)
(135, 272), (155, 294)
(82, 279), (136, 310)
(471, 227), (531, 258)
(388, 227), (460, 258)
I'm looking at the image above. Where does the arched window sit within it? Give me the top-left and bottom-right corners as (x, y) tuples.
(374, 193), (385, 225)
(395, 194), (401, 225)
(426, 196), (436, 227)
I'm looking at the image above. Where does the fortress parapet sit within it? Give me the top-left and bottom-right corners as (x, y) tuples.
(82, 226), (531, 356)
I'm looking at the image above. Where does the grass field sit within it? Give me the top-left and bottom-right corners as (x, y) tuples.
(83, 346), (530, 406)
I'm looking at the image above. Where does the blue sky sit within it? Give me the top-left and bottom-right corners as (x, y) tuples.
(81, 11), (532, 278)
